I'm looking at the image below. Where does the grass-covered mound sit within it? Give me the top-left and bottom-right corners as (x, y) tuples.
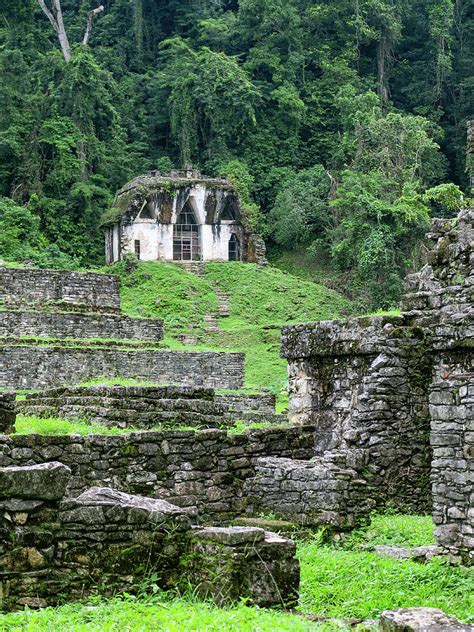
(109, 261), (353, 397)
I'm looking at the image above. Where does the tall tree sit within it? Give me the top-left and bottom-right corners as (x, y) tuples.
(37, 0), (104, 62)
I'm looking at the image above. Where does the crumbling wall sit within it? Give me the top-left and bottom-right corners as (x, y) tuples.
(0, 347), (245, 390)
(402, 208), (473, 564)
(281, 317), (433, 512)
(0, 426), (315, 522)
(278, 207), (473, 561)
(0, 462), (194, 610)
(0, 268), (120, 313)
(0, 462), (299, 611)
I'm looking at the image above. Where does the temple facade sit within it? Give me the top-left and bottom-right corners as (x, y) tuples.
(103, 169), (266, 264)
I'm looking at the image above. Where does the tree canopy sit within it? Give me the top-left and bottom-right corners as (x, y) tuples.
(0, 0), (471, 305)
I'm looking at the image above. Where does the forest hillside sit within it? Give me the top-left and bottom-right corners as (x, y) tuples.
(0, 0), (472, 307)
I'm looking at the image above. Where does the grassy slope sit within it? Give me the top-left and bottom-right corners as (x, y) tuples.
(1, 515), (472, 630)
(111, 261), (352, 397)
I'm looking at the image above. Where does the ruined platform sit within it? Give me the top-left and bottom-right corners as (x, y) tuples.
(267, 208), (473, 561)
(19, 385), (284, 429)
(0, 267), (246, 390)
(0, 462), (300, 611)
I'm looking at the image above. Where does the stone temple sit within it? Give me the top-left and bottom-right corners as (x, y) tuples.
(103, 168), (266, 264)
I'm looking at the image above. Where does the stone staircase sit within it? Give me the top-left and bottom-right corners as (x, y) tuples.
(174, 261), (206, 277)
(174, 262), (230, 340)
(215, 288), (230, 317)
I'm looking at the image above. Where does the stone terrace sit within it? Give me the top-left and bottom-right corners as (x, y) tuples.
(0, 267), (246, 390)
(18, 385), (284, 429)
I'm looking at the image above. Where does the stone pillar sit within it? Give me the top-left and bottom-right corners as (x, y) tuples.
(0, 393), (16, 434)
(188, 526), (299, 607)
(430, 352), (473, 564)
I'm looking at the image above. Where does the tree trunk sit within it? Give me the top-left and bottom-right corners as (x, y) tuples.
(37, 1), (104, 61)
(37, 0), (71, 62)
(83, 6), (104, 47)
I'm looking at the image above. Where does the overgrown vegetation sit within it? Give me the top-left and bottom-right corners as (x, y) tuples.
(112, 260), (352, 397)
(14, 415), (274, 436)
(0, 515), (472, 630)
(0, 0), (472, 307)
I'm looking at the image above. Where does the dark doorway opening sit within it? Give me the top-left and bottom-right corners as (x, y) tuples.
(173, 202), (201, 261)
(228, 234), (240, 261)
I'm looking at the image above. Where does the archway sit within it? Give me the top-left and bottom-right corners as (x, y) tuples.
(173, 201), (201, 261)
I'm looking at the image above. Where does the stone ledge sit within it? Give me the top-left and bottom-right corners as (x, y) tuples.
(0, 462), (71, 500)
(281, 316), (405, 359)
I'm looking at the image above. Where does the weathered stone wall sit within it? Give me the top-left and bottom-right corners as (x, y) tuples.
(0, 393), (16, 434)
(214, 392), (276, 414)
(430, 353), (473, 564)
(0, 346), (246, 390)
(19, 385), (282, 430)
(245, 449), (372, 530)
(0, 462), (299, 611)
(280, 207), (473, 562)
(0, 463), (194, 610)
(281, 317), (433, 512)
(0, 268), (120, 313)
(0, 310), (163, 341)
(0, 426), (315, 521)
(401, 207), (473, 564)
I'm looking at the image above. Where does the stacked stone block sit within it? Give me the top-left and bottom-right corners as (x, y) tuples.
(0, 462), (194, 609)
(0, 425), (315, 521)
(280, 316), (433, 513)
(19, 385), (284, 429)
(402, 208), (473, 565)
(0, 463), (299, 610)
(0, 394), (16, 434)
(189, 526), (299, 607)
(245, 450), (372, 529)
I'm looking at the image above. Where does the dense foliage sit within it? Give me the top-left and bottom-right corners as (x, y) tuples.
(0, 0), (472, 306)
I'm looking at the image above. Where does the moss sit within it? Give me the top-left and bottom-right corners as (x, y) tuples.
(120, 444), (139, 457)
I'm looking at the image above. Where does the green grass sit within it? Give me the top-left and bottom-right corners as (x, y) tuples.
(14, 416), (134, 436)
(297, 515), (473, 622)
(14, 415), (276, 436)
(298, 545), (473, 621)
(0, 515), (471, 630)
(107, 260), (353, 396)
(341, 513), (436, 550)
(0, 595), (320, 632)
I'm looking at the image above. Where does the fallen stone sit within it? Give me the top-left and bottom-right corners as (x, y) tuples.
(60, 486), (196, 525)
(379, 607), (464, 631)
(374, 545), (443, 561)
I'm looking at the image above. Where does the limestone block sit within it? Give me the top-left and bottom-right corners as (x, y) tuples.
(374, 545), (443, 562)
(0, 462), (71, 500)
(379, 607), (464, 631)
(60, 486), (196, 527)
(188, 526), (299, 608)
